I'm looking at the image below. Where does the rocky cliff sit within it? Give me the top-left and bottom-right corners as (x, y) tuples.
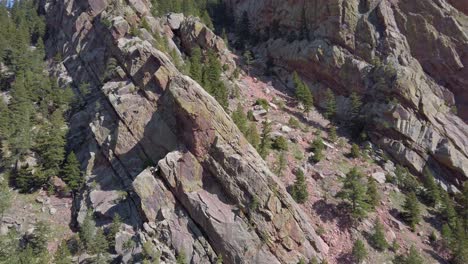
(42, 0), (326, 263)
(225, 0), (468, 190)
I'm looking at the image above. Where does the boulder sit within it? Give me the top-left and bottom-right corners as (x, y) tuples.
(371, 172), (386, 184)
(166, 13), (185, 30)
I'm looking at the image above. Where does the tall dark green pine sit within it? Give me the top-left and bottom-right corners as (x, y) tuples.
(370, 219), (388, 251)
(35, 109), (67, 176)
(366, 177), (380, 209)
(422, 169), (440, 207)
(291, 169), (308, 204)
(403, 192), (421, 231)
(324, 88), (337, 119)
(352, 239), (367, 263)
(54, 240), (72, 264)
(9, 73), (33, 165)
(246, 122), (260, 149)
(62, 152), (83, 192)
(232, 103), (248, 134)
(258, 121), (271, 159)
(439, 188), (457, 228)
(189, 47), (203, 83)
(337, 167), (370, 220)
(80, 211), (96, 251)
(462, 183), (468, 231)
(293, 72), (313, 112)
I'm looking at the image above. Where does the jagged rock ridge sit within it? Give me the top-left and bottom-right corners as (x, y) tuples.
(43, 0), (327, 263)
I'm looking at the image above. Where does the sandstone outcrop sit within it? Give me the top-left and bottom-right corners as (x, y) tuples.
(224, 0), (468, 189)
(43, 0), (327, 262)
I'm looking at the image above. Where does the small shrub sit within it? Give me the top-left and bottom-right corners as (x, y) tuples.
(350, 143), (361, 159)
(255, 98), (269, 110)
(370, 219), (388, 251)
(272, 136), (288, 151)
(328, 126), (338, 142)
(352, 239), (367, 263)
(288, 117), (301, 129)
(316, 225), (325, 236)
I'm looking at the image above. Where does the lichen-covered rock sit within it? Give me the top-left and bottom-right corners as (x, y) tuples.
(43, 0), (325, 262)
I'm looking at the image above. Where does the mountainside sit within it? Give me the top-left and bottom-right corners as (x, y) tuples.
(0, 0), (467, 263)
(43, 0), (326, 262)
(225, 0), (468, 191)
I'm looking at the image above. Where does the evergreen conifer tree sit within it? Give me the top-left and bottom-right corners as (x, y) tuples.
(291, 169), (308, 204)
(337, 167), (370, 220)
(352, 239), (367, 263)
(54, 240), (72, 264)
(189, 47), (203, 83)
(62, 152), (83, 193)
(370, 219), (388, 251)
(366, 177), (380, 209)
(324, 88), (336, 119)
(246, 122), (260, 149)
(403, 192), (421, 231)
(258, 121), (271, 159)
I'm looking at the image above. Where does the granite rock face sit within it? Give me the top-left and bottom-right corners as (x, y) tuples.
(225, 0), (468, 189)
(43, 0), (326, 262)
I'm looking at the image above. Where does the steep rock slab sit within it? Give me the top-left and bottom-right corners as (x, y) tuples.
(44, 0), (326, 262)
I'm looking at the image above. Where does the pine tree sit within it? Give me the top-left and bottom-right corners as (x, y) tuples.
(337, 167), (370, 220)
(35, 109), (67, 176)
(189, 47), (203, 83)
(275, 151), (287, 177)
(366, 177), (380, 209)
(107, 214), (122, 245)
(370, 219), (388, 251)
(246, 122), (260, 149)
(243, 50), (253, 76)
(324, 88), (336, 119)
(452, 221), (468, 264)
(92, 228), (109, 262)
(352, 239), (367, 263)
(201, 10), (214, 30)
(0, 99), (11, 142)
(54, 240), (72, 264)
(403, 192), (421, 231)
(462, 182), (468, 231)
(258, 121), (271, 159)
(9, 73), (33, 165)
(0, 182), (11, 219)
(15, 165), (35, 193)
(310, 137), (325, 163)
(293, 72), (313, 112)
(440, 188), (457, 228)
(422, 168), (440, 207)
(399, 245), (424, 264)
(328, 126), (337, 142)
(29, 221), (50, 254)
(79, 211), (95, 251)
(232, 103), (248, 134)
(62, 152), (83, 192)
(291, 169), (308, 204)
(203, 50), (228, 109)
(350, 143), (360, 159)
